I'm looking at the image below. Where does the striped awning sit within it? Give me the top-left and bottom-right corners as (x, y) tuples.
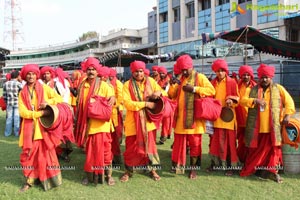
(99, 49), (173, 64)
(201, 26), (300, 60)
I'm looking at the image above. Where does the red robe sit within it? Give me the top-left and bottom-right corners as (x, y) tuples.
(19, 82), (62, 190)
(210, 76), (239, 166)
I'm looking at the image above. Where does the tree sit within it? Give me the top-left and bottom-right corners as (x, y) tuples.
(78, 31), (98, 42)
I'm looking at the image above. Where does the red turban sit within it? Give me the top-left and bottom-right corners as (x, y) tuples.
(80, 61), (86, 70)
(176, 55), (193, 70)
(257, 63), (275, 79)
(81, 57), (101, 72)
(232, 72), (237, 78)
(109, 68), (117, 77)
(173, 63), (181, 75)
(152, 66), (159, 71)
(55, 67), (68, 78)
(20, 64), (40, 80)
(158, 66), (167, 74)
(144, 69), (150, 76)
(55, 68), (69, 88)
(5, 73), (11, 81)
(130, 61), (146, 73)
(211, 59), (228, 75)
(40, 66), (55, 79)
(238, 65), (254, 79)
(98, 66), (110, 77)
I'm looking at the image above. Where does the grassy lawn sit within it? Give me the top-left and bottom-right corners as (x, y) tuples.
(1, 88), (300, 199)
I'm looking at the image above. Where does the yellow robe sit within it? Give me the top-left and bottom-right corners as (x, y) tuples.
(111, 79), (123, 127)
(237, 83), (250, 127)
(18, 84), (63, 147)
(213, 77), (239, 130)
(240, 84), (295, 133)
(82, 80), (115, 135)
(168, 72), (215, 134)
(123, 77), (165, 137)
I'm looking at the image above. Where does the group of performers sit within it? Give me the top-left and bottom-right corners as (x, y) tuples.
(10, 54), (295, 192)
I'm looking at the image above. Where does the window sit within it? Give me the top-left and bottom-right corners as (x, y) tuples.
(173, 7), (180, 22)
(200, 0), (211, 10)
(291, 29), (299, 42)
(130, 38), (136, 44)
(187, 2), (195, 18)
(160, 12), (168, 23)
(238, 0), (251, 3)
(218, 0), (229, 5)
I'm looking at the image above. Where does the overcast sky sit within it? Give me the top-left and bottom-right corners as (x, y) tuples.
(0, 0), (157, 50)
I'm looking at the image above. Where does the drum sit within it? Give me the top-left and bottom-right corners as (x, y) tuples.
(220, 107), (234, 122)
(285, 126), (298, 142)
(146, 97), (164, 122)
(39, 104), (59, 129)
(282, 118), (300, 146)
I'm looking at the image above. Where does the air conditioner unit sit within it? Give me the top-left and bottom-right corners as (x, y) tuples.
(243, 49), (254, 57)
(216, 48), (228, 57)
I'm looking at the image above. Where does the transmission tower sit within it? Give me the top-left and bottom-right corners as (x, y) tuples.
(3, 0), (25, 50)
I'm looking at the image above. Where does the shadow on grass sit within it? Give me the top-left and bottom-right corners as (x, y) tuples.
(2, 125), (300, 194)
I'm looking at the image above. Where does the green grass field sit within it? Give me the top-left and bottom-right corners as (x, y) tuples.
(1, 88), (300, 200)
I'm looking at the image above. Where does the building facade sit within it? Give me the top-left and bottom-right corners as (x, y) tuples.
(2, 0), (300, 104)
(155, 0), (300, 104)
(156, 0), (299, 67)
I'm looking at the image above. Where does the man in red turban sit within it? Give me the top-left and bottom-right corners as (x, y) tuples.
(40, 66), (65, 100)
(157, 66), (169, 91)
(257, 63), (275, 79)
(151, 65), (160, 82)
(40, 66), (55, 80)
(144, 68), (150, 76)
(81, 57), (101, 72)
(120, 60), (165, 182)
(157, 66), (172, 144)
(176, 54), (193, 70)
(168, 54), (215, 179)
(5, 73), (11, 81)
(75, 57), (116, 186)
(208, 59), (239, 176)
(108, 68), (124, 166)
(235, 65), (256, 163)
(169, 62), (182, 85)
(238, 65), (254, 80)
(240, 63), (295, 183)
(211, 59), (229, 75)
(54, 67), (71, 103)
(97, 66), (110, 81)
(173, 62), (181, 76)
(20, 64), (40, 80)
(18, 64), (63, 192)
(40, 66), (73, 162)
(130, 60), (146, 73)
(70, 70), (83, 115)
